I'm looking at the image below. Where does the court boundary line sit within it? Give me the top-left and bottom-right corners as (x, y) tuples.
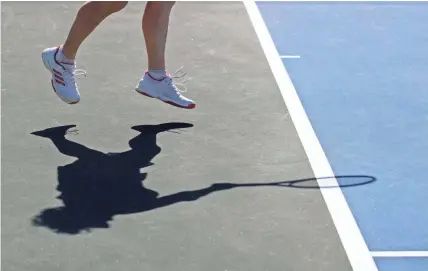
(280, 55), (301, 59)
(371, 251), (428, 257)
(244, 1), (378, 271)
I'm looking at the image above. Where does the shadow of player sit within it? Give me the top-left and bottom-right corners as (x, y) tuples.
(31, 123), (376, 235)
(31, 123), (236, 234)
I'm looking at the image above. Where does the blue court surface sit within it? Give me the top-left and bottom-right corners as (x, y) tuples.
(254, 1), (428, 271)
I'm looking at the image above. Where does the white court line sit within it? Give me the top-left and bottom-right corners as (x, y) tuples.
(371, 251), (428, 257)
(280, 55), (301, 59)
(255, 0), (428, 2)
(244, 1), (378, 271)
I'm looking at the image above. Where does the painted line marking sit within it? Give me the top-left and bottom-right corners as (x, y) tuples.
(371, 251), (428, 258)
(244, 1), (378, 271)
(255, 0), (428, 2)
(280, 55), (301, 59)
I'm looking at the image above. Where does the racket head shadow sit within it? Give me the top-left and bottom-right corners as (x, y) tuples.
(266, 175), (377, 189)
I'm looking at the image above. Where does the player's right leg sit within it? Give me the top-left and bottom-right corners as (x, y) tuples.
(42, 1), (128, 104)
(135, 1), (196, 109)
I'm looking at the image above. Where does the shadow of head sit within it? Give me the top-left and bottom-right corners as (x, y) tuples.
(32, 206), (111, 234)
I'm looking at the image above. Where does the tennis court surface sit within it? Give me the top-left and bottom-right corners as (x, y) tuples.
(2, 1), (427, 271)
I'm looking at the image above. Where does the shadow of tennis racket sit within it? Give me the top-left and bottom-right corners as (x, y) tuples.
(211, 175), (376, 190)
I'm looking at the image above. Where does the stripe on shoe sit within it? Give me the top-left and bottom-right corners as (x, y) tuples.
(54, 73), (64, 81)
(53, 68), (62, 76)
(53, 69), (65, 86)
(55, 79), (65, 86)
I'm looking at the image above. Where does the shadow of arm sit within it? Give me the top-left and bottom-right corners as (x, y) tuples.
(156, 183), (237, 208)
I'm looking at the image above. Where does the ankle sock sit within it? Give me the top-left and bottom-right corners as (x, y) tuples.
(148, 69), (167, 80)
(57, 46), (75, 65)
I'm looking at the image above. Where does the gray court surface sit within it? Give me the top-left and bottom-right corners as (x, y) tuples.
(2, 2), (351, 271)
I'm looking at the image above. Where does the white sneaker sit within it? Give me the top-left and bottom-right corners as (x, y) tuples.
(41, 46), (85, 104)
(135, 67), (196, 109)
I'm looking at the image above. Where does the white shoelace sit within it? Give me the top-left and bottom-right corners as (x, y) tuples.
(73, 69), (87, 79)
(165, 66), (192, 93)
(62, 63), (87, 84)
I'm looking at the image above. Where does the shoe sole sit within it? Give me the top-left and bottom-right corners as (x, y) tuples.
(42, 49), (79, 105)
(135, 89), (196, 109)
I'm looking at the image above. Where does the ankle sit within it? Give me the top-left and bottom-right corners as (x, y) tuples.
(58, 45), (76, 64)
(148, 69), (167, 80)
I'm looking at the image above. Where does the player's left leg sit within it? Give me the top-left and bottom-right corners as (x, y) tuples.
(42, 1), (128, 104)
(136, 1), (195, 109)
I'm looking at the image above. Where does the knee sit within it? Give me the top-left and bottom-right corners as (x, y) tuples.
(89, 1), (128, 14)
(146, 1), (175, 12)
(104, 1), (128, 13)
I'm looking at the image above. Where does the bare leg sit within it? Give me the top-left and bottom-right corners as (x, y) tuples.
(142, 1), (175, 72)
(61, 1), (128, 59)
(135, 1), (196, 109)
